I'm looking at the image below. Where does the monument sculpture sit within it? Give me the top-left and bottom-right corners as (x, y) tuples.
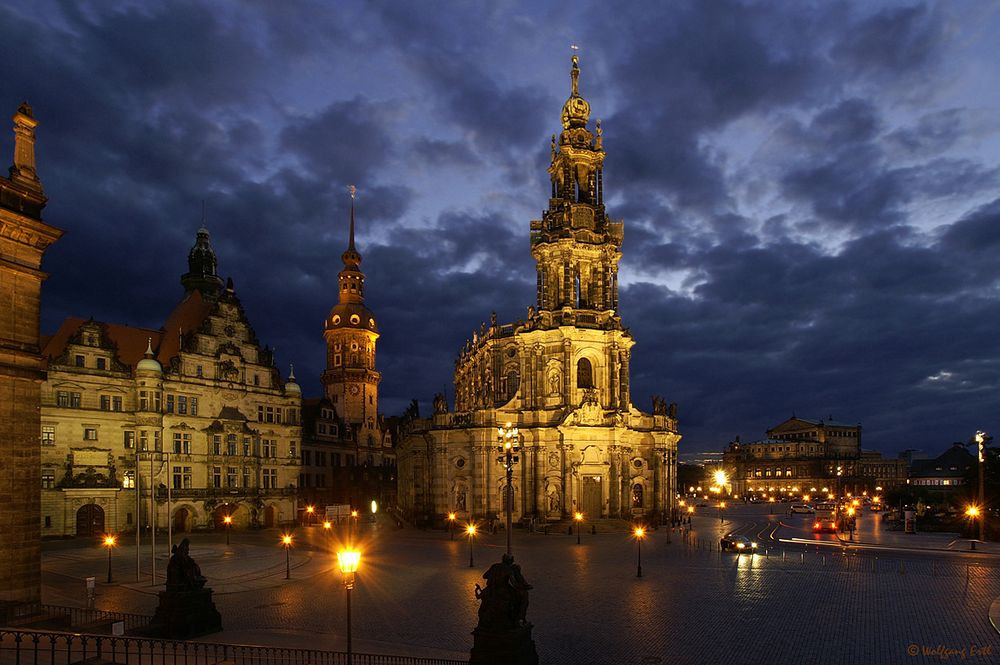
(470, 554), (538, 664)
(146, 538), (222, 638)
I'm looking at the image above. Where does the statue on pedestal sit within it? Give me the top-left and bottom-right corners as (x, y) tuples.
(470, 554), (539, 664)
(145, 538), (222, 639)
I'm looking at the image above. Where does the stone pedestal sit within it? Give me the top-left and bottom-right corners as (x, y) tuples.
(147, 589), (222, 639)
(469, 624), (539, 665)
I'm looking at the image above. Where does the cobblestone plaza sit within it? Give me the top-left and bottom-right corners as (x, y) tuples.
(36, 505), (1000, 664)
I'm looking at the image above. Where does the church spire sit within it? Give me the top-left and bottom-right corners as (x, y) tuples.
(341, 184), (362, 270)
(9, 102), (43, 193)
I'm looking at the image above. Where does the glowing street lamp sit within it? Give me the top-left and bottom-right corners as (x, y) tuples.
(305, 505), (315, 526)
(448, 512), (457, 540)
(634, 526), (646, 578)
(336, 549), (361, 665)
(466, 524), (477, 568)
(713, 470), (728, 495)
(281, 534), (293, 579)
(103, 534), (117, 583)
(351, 510), (359, 543)
(718, 501), (726, 523)
(574, 511), (584, 545)
(223, 514), (233, 546)
(497, 421), (521, 557)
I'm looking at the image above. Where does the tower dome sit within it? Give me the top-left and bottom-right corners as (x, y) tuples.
(285, 364), (301, 395)
(136, 338), (162, 375)
(561, 54), (591, 130)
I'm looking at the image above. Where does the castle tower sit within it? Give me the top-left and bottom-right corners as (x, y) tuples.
(321, 187), (381, 425)
(180, 226), (225, 302)
(0, 103), (62, 603)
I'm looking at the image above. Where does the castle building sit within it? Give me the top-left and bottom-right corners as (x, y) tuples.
(721, 416), (907, 498)
(396, 57), (680, 525)
(0, 103), (62, 603)
(39, 229), (301, 537)
(300, 191), (395, 517)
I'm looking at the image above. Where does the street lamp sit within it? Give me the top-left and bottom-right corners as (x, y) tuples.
(306, 505), (315, 526)
(351, 510), (359, 543)
(497, 422), (520, 558)
(633, 526), (646, 577)
(336, 549), (361, 665)
(466, 524), (477, 568)
(448, 512), (456, 540)
(713, 470), (728, 495)
(223, 515), (232, 546)
(971, 431), (991, 542)
(574, 511), (583, 545)
(103, 535), (117, 583)
(718, 501), (726, 523)
(967, 505), (981, 548)
(281, 534), (293, 579)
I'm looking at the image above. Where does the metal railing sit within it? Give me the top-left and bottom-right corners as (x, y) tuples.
(0, 605), (151, 632)
(0, 629), (467, 665)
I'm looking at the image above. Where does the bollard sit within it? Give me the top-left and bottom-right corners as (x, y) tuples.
(765, 548), (769, 559)
(782, 550), (786, 561)
(822, 555), (826, 566)
(800, 553), (804, 563)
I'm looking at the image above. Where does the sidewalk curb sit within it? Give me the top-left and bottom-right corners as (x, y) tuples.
(990, 597), (1000, 637)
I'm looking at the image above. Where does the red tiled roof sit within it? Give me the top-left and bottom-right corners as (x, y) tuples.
(158, 290), (215, 364)
(42, 317), (163, 368)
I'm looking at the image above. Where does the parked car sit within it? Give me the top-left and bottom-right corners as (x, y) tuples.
(720, 534), (758, 552)
(790, 504), (814, 514)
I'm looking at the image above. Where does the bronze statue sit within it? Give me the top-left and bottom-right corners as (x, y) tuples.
(474, 554), (532, 631)
(166, 538), (206, 591)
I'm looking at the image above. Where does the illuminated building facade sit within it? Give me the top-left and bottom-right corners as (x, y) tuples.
(396, 57), (680, 525)
(39, 229), (301, 537)
(722, 416), (906, 498)
(0, 103), (62, 603)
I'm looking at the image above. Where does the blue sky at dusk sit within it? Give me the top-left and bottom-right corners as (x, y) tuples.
(4, 1), (1000, 455)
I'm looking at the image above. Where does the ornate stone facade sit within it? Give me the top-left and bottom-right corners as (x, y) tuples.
(396, 57), (680, 525)
(40, 230), (301, 537)
(0, 103), (62, 603)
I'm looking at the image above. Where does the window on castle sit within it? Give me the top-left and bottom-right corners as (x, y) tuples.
(262, 468), (277, 489)
(243, 438), (251, 456)
(212, 435), (222, 455)
(100, 395), (111, 410)
(96, 357), (107, 370)
(577, 358), (593, 389)
(75, 355), (85, 367)
(112, 396), (122, 411)
(173, 432), (191, 454)
(70, 392), (82, 408)
(57, 391), (69, 407)
(84, 428), (97, 441)
(334, 354), (342, 367)
(124, 431), (135, 449)
(41, 426), (55, 446)
(226, 467), (238, 487)
(177, 396), (187, 415)
(122, 471), (135, 489)
(213, 466), (222, 488)
(243, 467), (251, 488)
(190, 397), (198, 416)
(42, 471), (55, 489)
(166, 394), (174, 414)
(227, 434), (237, 456)
(196, 365), (203, 377)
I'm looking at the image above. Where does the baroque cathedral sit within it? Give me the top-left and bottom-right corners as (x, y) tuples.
(396, 56), (680, 525)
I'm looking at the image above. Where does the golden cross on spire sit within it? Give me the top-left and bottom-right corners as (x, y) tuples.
(348, 184), (357, 200)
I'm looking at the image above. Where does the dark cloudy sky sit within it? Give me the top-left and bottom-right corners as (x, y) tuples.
(5, 1), (1000, 457)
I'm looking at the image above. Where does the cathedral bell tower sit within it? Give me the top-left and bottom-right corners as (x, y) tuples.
(531, 55), (623, 327)
(321, 187), (381, 424)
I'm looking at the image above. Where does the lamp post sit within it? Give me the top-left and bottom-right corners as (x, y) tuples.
(718, 501), (726, 524)
(336, 549), (361, 665)
(967, 505), (981, 549)
(281, 534), (292, 579)
(634, 526), (645, 578)
(973, 431), (991, 542)
(223, 515), (232, 546)
(103, 535), (117, 584)
(305, 505), (315, 526)
(574, 511), (583, 545)
(466, 524), (476, 568)
(497, 422), (520, 557)
(351, 510), (359, 544)
(448, 512), (456, 540)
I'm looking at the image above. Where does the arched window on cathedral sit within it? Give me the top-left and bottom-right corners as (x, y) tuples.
(632, 483), (644, 509)
(505, 370), (519, 401)
(577, 358), (593, 389)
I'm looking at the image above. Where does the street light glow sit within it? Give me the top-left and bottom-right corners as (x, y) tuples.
(713, 470), (727, 487)
(466, 524), (477, 536)
(282, 534), (293, 546)
(967, 506), (980, 518)
(634, 526), (645, 538)
(103, 535), (116, 547)
(574, 512), (583, 522)
(337, 549), (361, 575)
(323, 521), (332, 530)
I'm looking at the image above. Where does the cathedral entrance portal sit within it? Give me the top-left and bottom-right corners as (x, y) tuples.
(582, 476), (602, 518)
